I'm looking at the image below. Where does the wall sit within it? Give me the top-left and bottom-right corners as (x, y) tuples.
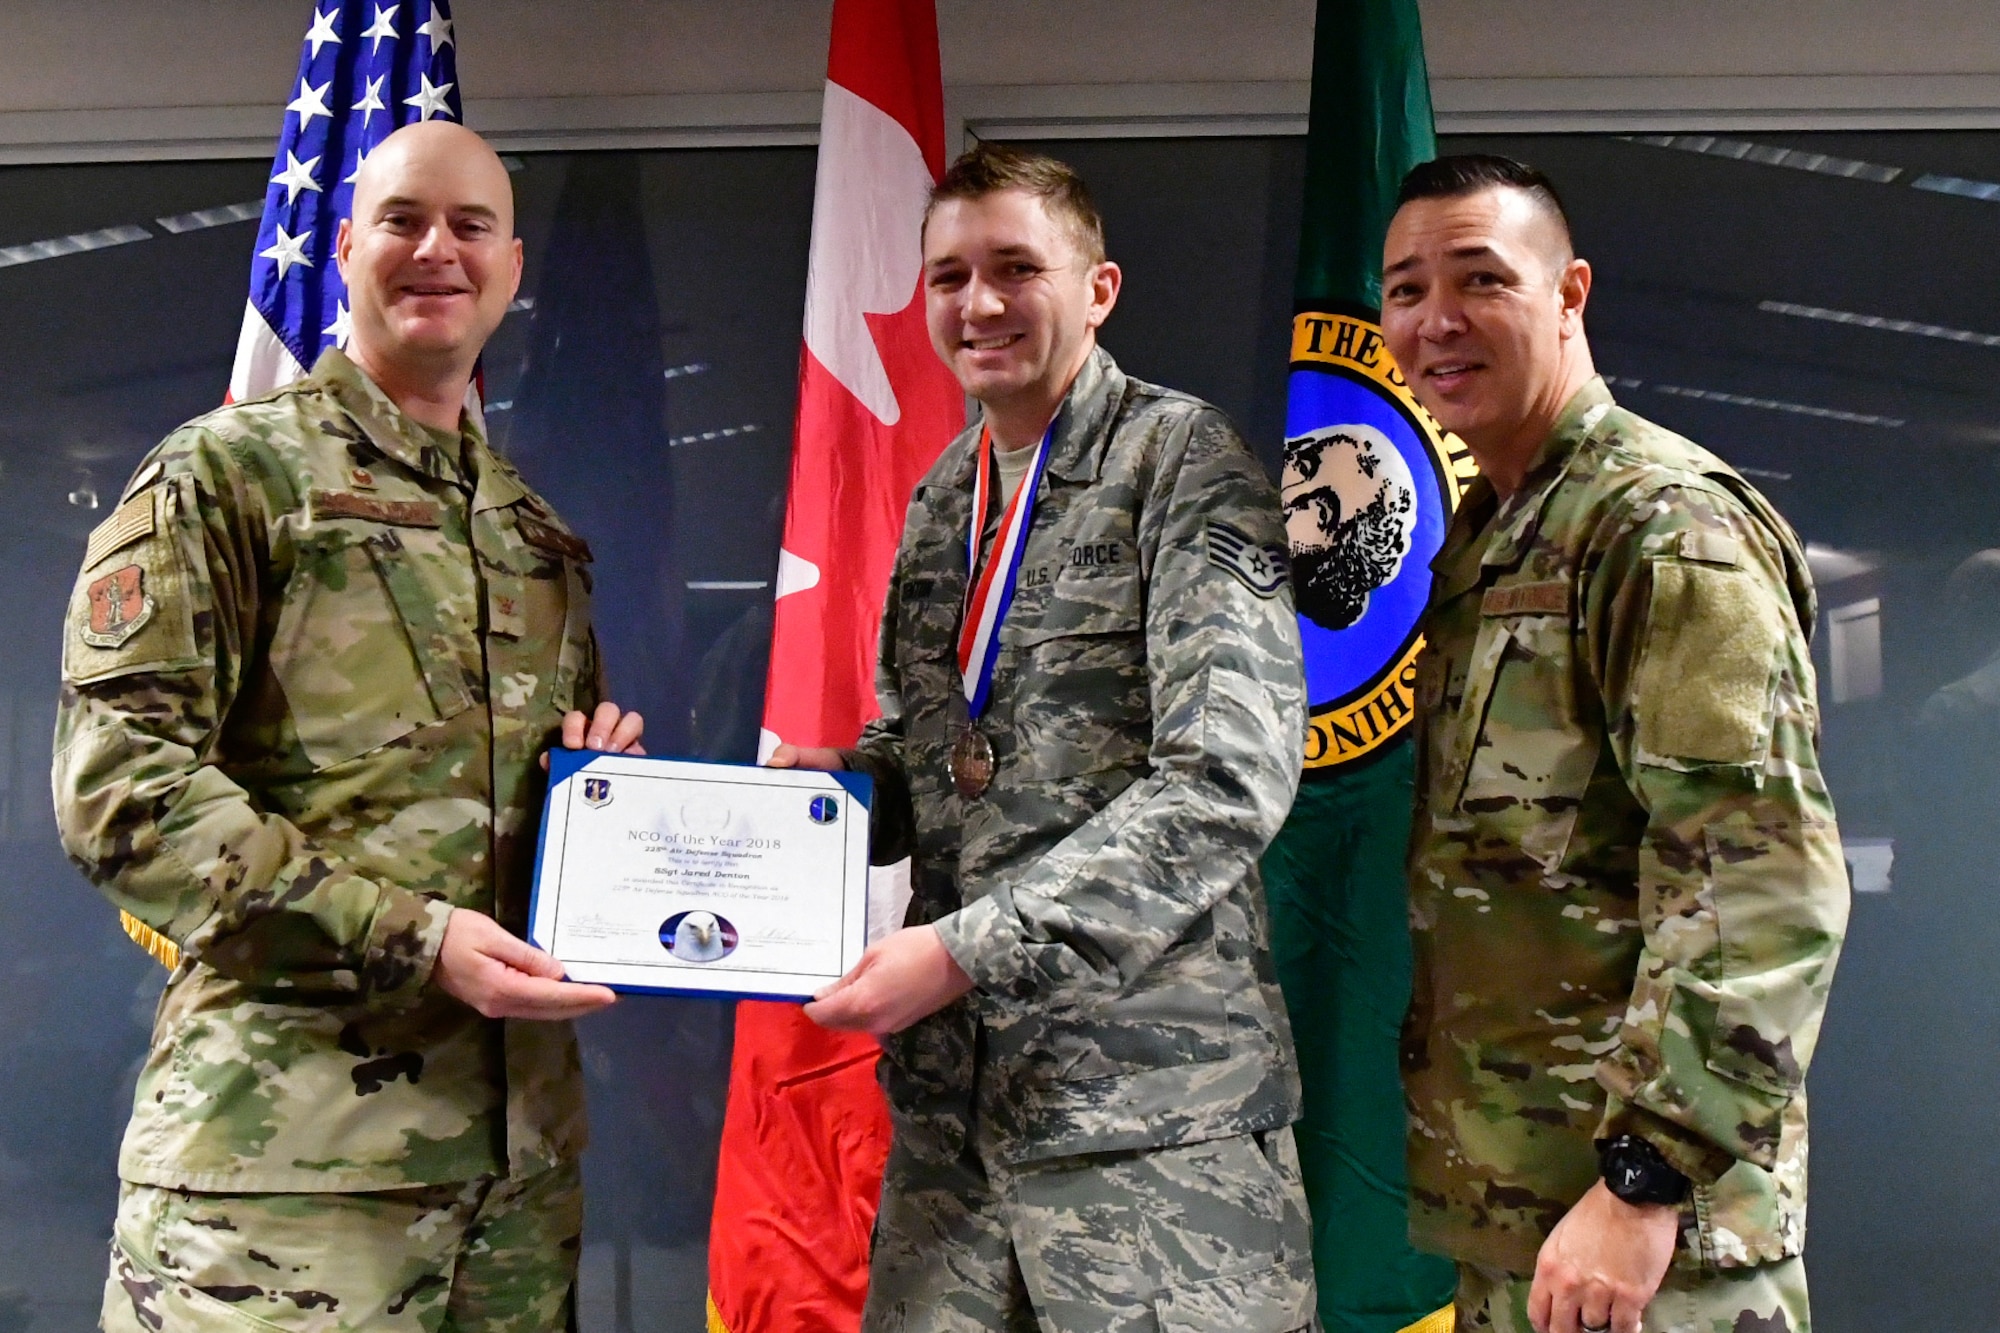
(6, 0), (2000, 162)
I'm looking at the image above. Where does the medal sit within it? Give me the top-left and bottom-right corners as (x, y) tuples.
(950, 728), (996, 799)
(952, 423), (1054, 798)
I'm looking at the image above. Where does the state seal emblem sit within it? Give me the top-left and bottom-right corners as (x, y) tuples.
(1285, 310), (1474, 768)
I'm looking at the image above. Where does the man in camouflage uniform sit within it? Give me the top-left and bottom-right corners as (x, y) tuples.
(774, 145), (1317, 1331)
(1380, 154), (1848, 1333)
(53, 122), (641, 1331)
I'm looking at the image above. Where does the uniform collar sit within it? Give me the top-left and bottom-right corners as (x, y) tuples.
(465, 414), (531, 514)
(310, 347), (475, 489)
(1042, 345), (1125, 483)
(1478, 375), (1616, 571)
(959, 344), (1125, 489)
(1428, 376), (1615, 596)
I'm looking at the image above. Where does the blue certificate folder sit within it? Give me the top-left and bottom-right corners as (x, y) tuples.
(529, 749), (872, 1001)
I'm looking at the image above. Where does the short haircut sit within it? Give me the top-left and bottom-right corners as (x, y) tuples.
(1395, 153), (1575, 262)
(924, 141), (1107, 265)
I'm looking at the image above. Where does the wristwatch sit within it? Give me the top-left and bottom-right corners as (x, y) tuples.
(1596, 1134), (1690, 1206)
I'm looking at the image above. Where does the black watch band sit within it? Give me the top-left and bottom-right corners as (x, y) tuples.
(1596, 1133), (1691, 1206)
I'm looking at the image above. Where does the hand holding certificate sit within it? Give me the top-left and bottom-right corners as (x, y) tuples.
(530, 750), (873, 1000)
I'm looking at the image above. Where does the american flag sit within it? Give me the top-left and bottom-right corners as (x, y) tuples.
(118, 0), (468, 972)
(229, 0), (464, 400)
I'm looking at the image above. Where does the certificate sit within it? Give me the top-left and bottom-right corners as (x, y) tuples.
(529, 749), (872, 1000)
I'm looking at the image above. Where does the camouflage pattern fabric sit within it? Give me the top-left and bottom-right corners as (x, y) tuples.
(1453, 1257), (1808, 1333)
(864, 1121), (1316, 1333)
(1403, 378), (1849, 1277)
(103, 1161), (581, 1331)
(838, 348), (1312, 1316)
(52, 348), (602, 1193)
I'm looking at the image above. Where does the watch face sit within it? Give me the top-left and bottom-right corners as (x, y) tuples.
(1601, 1136), (1689, 1206)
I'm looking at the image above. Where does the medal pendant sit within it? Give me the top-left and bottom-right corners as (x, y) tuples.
(950, 729), (995, 799)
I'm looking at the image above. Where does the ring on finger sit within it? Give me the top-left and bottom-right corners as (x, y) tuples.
(1581, 1323), (1611, 1333)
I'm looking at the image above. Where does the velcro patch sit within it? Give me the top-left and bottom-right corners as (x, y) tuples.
(309, 489), (442, 527)
(84, 565), (155, 648)
(1205, 521), (1287, 598)
(84, 493), (156, 568)
(1639, 562), (1778, 764)
(519, 516), (594, 563)
(1676, 529), (1741, 566)
(120, 458), (164, 501)
(1481, 581), (1568, 617)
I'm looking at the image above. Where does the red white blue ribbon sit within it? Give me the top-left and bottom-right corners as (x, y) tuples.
(957, 424), (1054, 718)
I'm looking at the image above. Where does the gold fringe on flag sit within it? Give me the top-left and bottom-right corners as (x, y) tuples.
(705, 1292), (730, 1333)
(1399, 1304), (1456, 1333)
(121, 910), (181, 970)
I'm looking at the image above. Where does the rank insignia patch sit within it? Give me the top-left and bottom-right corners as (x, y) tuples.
(84, 565), (156, 649)
(1206, 521), (1289, 598)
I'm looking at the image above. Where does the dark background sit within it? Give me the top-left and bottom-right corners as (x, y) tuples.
(0, 130), (1990, 1328)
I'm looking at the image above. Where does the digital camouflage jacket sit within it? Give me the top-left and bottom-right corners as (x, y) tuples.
(1404, 377), (1848, 1274)
(53, 350), (601, 1192)
(843, 348), (1309, 1166)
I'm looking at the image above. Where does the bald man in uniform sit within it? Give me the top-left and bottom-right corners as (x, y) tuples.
(55, 121), (641, 1332)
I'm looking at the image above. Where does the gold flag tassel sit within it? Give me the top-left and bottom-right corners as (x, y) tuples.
(120, 910), (182, 970)
(1400, 1305), (1456, 1333)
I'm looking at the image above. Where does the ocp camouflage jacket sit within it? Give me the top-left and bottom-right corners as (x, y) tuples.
(1404, 377), (1849, 1274)
(52, 350), (601, 1192)
(843, 348), (1308, 1165)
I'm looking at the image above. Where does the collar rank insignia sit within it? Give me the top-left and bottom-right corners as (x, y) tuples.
(83, 565), (156, 649)
(1206, 520), (1289, 598)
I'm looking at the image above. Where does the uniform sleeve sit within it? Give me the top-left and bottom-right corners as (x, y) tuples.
(51, 429), (452, 1004)
(1583, 485), (1849, 1182)
(932, 407), (1306, 1011)
(840, 521), (917, 866)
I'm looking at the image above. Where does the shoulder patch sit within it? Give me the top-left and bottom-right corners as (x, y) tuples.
(309, 489), (442, 528)
(1481, 580), (1569, 617)
(84, 493), (156, 568)
(1205, 520), (1287, 598)
(519, 516), (593, 563)
(83, 565), (156, 648)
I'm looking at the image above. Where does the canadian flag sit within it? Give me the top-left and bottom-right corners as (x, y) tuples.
(705, 3), (962, 1331)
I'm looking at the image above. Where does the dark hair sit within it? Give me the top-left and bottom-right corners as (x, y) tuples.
(1396, 153), (1574, 255)
(924, 141), (1107, 264)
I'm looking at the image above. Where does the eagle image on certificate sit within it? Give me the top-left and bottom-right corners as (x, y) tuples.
(529, 750), (872, 1000)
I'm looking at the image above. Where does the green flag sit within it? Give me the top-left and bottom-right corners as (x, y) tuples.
(1263, 2), (1464, 1330)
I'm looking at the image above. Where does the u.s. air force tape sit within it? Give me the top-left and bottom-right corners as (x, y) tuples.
(1205, 520), (1289, 598)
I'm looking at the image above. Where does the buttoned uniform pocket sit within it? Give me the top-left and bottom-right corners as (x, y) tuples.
(1447, 591), (1597, 874)
(269, 524), (476, 770)
(1005, 565), (1150, 782)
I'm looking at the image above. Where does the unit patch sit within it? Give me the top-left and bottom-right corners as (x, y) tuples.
(1205, 521), (1289, 598)
(84, 565), (156, 648)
